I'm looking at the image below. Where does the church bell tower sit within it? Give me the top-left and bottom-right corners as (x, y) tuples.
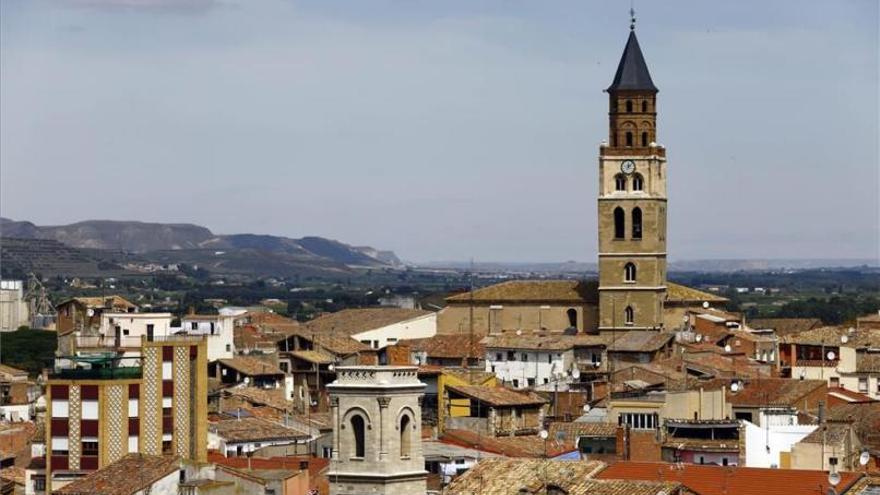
(598, 15), (667, 332)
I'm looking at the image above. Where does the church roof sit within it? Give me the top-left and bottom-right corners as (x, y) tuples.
(607, 30), (658, 92)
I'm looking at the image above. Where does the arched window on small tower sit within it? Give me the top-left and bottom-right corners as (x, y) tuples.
(399, 414), (412, 458)
(625, 100), (633, 113)
(642, 101), (648, 113)
(614, 207), (625, 239)
(624, 263), (637, 283)
(567, 308), (578, 329)
(632, 207), (643, 239)
(350, 414), (366, 458)
(614, 174), (627, 191)
(625, 306), (634, 325)
(632, 174), (644, 191)
(641, 132), (649, 147)
(625, 132), (633, 147)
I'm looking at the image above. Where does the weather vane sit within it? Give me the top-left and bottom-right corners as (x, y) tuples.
(630, 6), (636, 31)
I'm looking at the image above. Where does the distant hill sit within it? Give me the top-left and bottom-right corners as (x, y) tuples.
(0, 217), (402, 278)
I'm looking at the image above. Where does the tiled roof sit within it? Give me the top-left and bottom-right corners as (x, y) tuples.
(666, 283), (728, 304)
(54, 454), (180, 495)
(445, 458), (682, 495)
(56, 295), (136, 310)
(246, 312), (301, 333)
(724, 378), (825, 407)
(209, 417), (309, 443)
(799, 422), (851, 445)
(218, 356), (284, 376)
(288, 350), (334, 364)
(596, 461), (863, 495)
(847, 475), (880, 494)
(857, 352), (880, 372)
(662, 438), (740, 452)
(481, 332), (606, 351)
(782, 326), (880, 348)
(221, 387), (291, 412)
(441, 430), (576, 458)
(400, 334), (484, 359)
(824, 402), (880, 450)
(828, 387), (877, 404)
(607, 331), (673, 352)
(547, 421), (617, 439)
(207, 452), (328, 495)
(748, 317), (822, 336)
(0, 364), (28, 378)
(446, 279), (599, 303)
(288, 331), (370, 356)
(446, 385), (548, 407)
(441, 368), (496, 385)
(0, 467), (24, 485)
(301, 308), (432, 337)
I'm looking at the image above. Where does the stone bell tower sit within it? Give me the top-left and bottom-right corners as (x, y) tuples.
(328, 366), (427, 495)
(598, 15), (668, 332)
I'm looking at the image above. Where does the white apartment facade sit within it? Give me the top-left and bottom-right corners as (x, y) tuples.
(180, 314), (236, 360)
(482, 335), (576, 390)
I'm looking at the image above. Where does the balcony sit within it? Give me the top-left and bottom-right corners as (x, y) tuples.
(51, 366), (142, 380)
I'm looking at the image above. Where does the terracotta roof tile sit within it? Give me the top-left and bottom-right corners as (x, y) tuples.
(724, 378), (826, 407)
(446, 280), (599, 303)
(440, 430), (576, 458)
(209, 417), (309, 443)
(301, 308), (432, 337)
(400, 334), (484, 359)
(446, 385), (548, 407)
(748, 317), (823, 336)
(666, 283), (729, 304)
(218, 356), (284, 376)
(54, 454), (179, 495)
(596, 461), (863, 495)
(607, 332), (673, 352)
(548, 421), (617, 439)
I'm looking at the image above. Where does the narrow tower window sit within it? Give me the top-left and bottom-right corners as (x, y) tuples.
(642, 101), (648, 113)
(632, 207), (643, 239)
(641, 132), (649, 147)
(625, 132), (633, 147)
(624, 263), (637, 283)
(632, 174), (644, 191)
(350, 415), (366, 458)
(567, 308), (578, 329)
(625, 306), (634, 325)
(614, 207), (625, 239)
(625, 100), (633, 113)
(614, 174), (627, 191)
(400, 415), (411, 458)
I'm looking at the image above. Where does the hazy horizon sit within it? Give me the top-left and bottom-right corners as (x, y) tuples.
(2, 1), (878, 263)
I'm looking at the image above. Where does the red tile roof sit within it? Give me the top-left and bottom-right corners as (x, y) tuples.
(440, 429), (576, 458)
(596, 461), (863, 495)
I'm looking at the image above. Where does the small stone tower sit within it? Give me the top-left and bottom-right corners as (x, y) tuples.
(328, 366), (427, 495)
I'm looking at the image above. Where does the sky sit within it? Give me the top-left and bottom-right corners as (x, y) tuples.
(1, 0), (878, 263)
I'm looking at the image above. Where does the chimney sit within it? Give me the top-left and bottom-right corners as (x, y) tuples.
(818, 400), (825, 424)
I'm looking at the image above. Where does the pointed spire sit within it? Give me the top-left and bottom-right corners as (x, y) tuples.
(607, 27), (658, 92)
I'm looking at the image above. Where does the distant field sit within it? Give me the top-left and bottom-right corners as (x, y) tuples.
(0, 328), (57, 376)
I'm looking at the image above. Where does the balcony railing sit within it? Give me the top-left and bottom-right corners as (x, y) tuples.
(51, 366), (142, 380)
(75, 334), (206, 349)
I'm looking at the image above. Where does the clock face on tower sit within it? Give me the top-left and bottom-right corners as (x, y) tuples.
(620, 160), (636, 175)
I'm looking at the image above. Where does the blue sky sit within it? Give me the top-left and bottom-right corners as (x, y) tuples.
(1, 0), (877, 262)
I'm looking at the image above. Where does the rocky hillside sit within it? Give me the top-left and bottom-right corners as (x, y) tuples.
(0, 218), (402, 273)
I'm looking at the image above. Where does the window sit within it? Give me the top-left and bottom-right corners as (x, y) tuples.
(625, 132), (633, 147)
(226, 344), (231, 352)
(547, 354), (552, 364)
(625, 100), (633, 113)
(632, 174), (643, 191)
(641, 100), (648, 113)
(632, 207), (643, 239)
(507, 351), (516, 361)
(567, 308), (578, 329)
(830, 377), (839, 388)
(615, 174), (627, 191)
(513, 379), (519, 388)
(162, 440), (173, 454)
(521, 353), (528, 362)
(279, 362), (289, 373)
(399, 415), (412, 458)
(350, 415), (366, 458)
(82, 441), (99, 456)
(33, 476), (46, 492)
(496, 353), (503, 361)
(619, 413), (656, 429)
(625, 306), (634, 325)
(859, 377), (868, 393)
(527, 378), (536, 387)
(614, 207), (625, 239)
(641, 132), (649, 147)
(544, 378), (549, 384)
(624, 263), (637, 283)
(191, 322), (198, 330)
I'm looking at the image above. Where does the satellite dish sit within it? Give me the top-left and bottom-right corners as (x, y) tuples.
(328, 364), (335, 372)
(696, 334), (703, 343)
(724, 345), (732, 353)
(841, 335), (849, 344)
(516, 329), (523, 336)
(583, 404), (591, 413)
(702, 301), (710, 309)
(243, 377), (250, 384)
(86, 308), (95, 317)
(539, 430), (549, 440)
(571, 368), (581, 380)
(848, 327), (855, 334)
(859, 451), (870, 466)
(828, 471), (841, 486)
(826, 351), (836, 361)
(799, 370), (806, 379)
(730, 382), (740, 392)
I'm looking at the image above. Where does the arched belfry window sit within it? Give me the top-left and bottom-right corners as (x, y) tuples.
(614, 207), (625, 239)
(625, 306), (634, 325)
(625, 100), (633, 113)
(614, 174), (627, 191)
(350, 414), (366, 458)
(641, 101), (648, 113)
(400, 415), (412, 458)
(632, 207), (643, 239)
(567, 308), (578, 329)
(641, 132), (649, 147)
(625, 132), (633, 147)
(632, 174), (644, 191)
(624, 263), (637, 283)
